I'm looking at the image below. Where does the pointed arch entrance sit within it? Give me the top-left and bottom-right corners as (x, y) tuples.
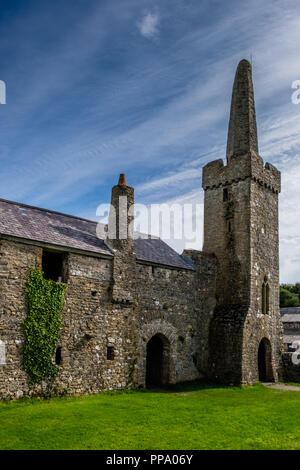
(146, 334), (170, 388)
(258, 338), (274, 382)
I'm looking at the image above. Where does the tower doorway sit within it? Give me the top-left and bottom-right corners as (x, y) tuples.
(258, 338), (274, 382)
(146, 334), (170, 388)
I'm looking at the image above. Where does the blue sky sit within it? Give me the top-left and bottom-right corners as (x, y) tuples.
(0, 0), (300, 281)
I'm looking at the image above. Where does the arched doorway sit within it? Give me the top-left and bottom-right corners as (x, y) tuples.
(258, 338), (274, 382)
(146, 334), (170, 388)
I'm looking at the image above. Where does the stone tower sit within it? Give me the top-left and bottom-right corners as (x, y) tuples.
(202, 60), (282, 384)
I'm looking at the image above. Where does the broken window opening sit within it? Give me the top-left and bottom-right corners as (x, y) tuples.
(42, 250), (65, 282)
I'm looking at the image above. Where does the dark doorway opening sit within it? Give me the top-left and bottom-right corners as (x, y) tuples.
(42, 250), (64, 282)
(258, 341), (266, 381)
(146, 334), (170, 388)
(258, 338), (274, 382)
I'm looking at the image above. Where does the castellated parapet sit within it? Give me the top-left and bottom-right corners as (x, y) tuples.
(203, 151), (280, 194)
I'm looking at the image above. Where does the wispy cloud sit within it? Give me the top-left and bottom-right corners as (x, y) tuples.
(0, 0), (300, 281)
(137, 11), (160, 39)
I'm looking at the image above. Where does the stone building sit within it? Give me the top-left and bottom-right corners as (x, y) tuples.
(281, 307), (300, 351)
(280, 308), (300, 381)
(0, 59), (285, 399)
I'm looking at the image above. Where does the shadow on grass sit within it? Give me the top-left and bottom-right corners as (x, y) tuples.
(145, 378), (245, 394)
(1, 380), (266, 406)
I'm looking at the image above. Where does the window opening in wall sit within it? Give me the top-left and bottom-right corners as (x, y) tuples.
(262, 276), (270, 314)
(42, 250), (64, 282)
(55, 347), (62, 365)
(192, 353), (197, 366)
(223, 188), (229, 201)
(107, 346), (114, 360)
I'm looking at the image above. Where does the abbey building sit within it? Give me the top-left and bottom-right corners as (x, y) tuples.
(0, 60), (287, 398)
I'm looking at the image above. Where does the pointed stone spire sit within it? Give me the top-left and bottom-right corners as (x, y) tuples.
(226, 59), (258, 163)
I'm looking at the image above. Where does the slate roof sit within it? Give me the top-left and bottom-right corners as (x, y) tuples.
(283, 335), (300, 344)
(280, 307), (300, 323)
(0, 198), (194, 271)
(134, 237), (194, 270)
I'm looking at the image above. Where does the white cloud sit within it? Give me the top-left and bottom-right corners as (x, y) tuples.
(136, 168), (202, 193)
(137, 11), (159, 39)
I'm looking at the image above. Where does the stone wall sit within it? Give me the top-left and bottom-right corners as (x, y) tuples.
(241, 170), (283, 384)
(131, 252), (217, 387)
(0, 240), (135, 399)
(281, 353), (300, 382)
(0, 237), (218, 399)
(55, 252), (132, 395)
(0, 240), (41, 398)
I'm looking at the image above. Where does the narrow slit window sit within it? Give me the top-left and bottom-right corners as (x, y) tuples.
(262, 276), (270, 314)
(223, 188), (229, 201)
(266, 282), (270, 313)
(55, 347), (62, 365)
(262, 283), (266, 314)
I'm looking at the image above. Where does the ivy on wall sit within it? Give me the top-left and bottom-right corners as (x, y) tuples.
(22, 268), (66, 387)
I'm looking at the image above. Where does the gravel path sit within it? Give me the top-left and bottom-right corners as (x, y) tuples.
(263, 382), (300, 391)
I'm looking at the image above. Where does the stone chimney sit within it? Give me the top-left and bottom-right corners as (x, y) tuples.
(106, 174), (136, 305)
(106, 174), (134, 253)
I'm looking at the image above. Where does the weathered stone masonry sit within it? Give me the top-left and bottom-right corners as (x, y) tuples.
(0, 235), (214, 398)
(203, 60), (282, 384)
(0, 59), (294, 399)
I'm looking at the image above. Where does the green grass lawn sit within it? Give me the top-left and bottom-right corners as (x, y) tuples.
(0, 381), (299, 450)
(282, 382), (300, 387)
